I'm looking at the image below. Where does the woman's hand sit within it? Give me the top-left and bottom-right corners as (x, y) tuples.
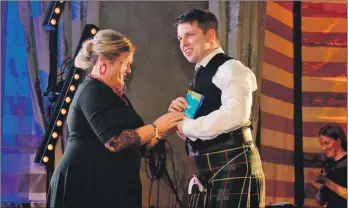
(308, 170), (326, 189)
(315, 173), (328, 185)
(153, 112), (184, 139)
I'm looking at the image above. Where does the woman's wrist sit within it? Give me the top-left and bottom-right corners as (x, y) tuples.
(151, 123), (160, 141)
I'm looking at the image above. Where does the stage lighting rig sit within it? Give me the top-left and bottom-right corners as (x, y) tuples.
(35, 24), (99, 166)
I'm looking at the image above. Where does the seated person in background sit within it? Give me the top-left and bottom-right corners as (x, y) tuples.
(309, 123), (347, 208)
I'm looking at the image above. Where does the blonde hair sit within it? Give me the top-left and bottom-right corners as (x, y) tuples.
(74, 29), (135, 69)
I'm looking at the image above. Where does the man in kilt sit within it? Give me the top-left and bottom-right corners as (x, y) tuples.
(169, 9), (265, 208)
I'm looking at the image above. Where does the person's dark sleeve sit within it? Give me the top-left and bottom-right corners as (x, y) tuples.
(319, 186), (328, 206)
(336, 166), (347, 188)
(78, 84), (141, 151)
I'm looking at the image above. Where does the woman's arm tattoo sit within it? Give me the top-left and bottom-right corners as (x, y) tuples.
(104, 130), (141, 152)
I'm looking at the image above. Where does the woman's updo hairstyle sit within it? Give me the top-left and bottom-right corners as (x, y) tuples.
(75, 29), (135, 69)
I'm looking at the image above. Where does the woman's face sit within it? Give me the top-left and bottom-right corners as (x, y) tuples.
(319, 135), (342, 159)
(107, 52), (133, 89)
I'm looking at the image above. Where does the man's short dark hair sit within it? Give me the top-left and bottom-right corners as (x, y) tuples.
(174, 9), (218, 35)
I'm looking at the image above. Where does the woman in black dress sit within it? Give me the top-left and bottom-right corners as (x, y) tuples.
(310, 123), (347, 208)
(46, 29), (184, 208)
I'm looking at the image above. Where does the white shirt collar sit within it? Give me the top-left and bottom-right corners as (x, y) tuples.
(195, 47), (225, 71)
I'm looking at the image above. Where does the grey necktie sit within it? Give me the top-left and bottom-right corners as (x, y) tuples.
(191, 65), (204, 88)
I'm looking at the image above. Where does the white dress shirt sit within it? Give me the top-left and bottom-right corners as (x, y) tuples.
(182, 47), (258, 141)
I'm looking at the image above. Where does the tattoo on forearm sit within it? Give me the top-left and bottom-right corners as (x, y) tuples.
(104, 130), (141, 152)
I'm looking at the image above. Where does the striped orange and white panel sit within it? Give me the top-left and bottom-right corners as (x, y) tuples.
(300, 2), (347, 207)
(261, 1), (295, 205)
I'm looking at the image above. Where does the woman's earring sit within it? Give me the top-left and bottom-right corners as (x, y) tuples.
(99, 63), (107, 75)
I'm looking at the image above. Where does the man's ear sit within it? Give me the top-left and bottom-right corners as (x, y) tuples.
(207, 29), (216, 43)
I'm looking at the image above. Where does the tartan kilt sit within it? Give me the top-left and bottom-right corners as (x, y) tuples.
(190, 142), (265, 208)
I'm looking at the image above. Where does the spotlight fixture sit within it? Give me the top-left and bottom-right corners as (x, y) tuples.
(42, 1), (66, 31)
(61, 108), (67, 115)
